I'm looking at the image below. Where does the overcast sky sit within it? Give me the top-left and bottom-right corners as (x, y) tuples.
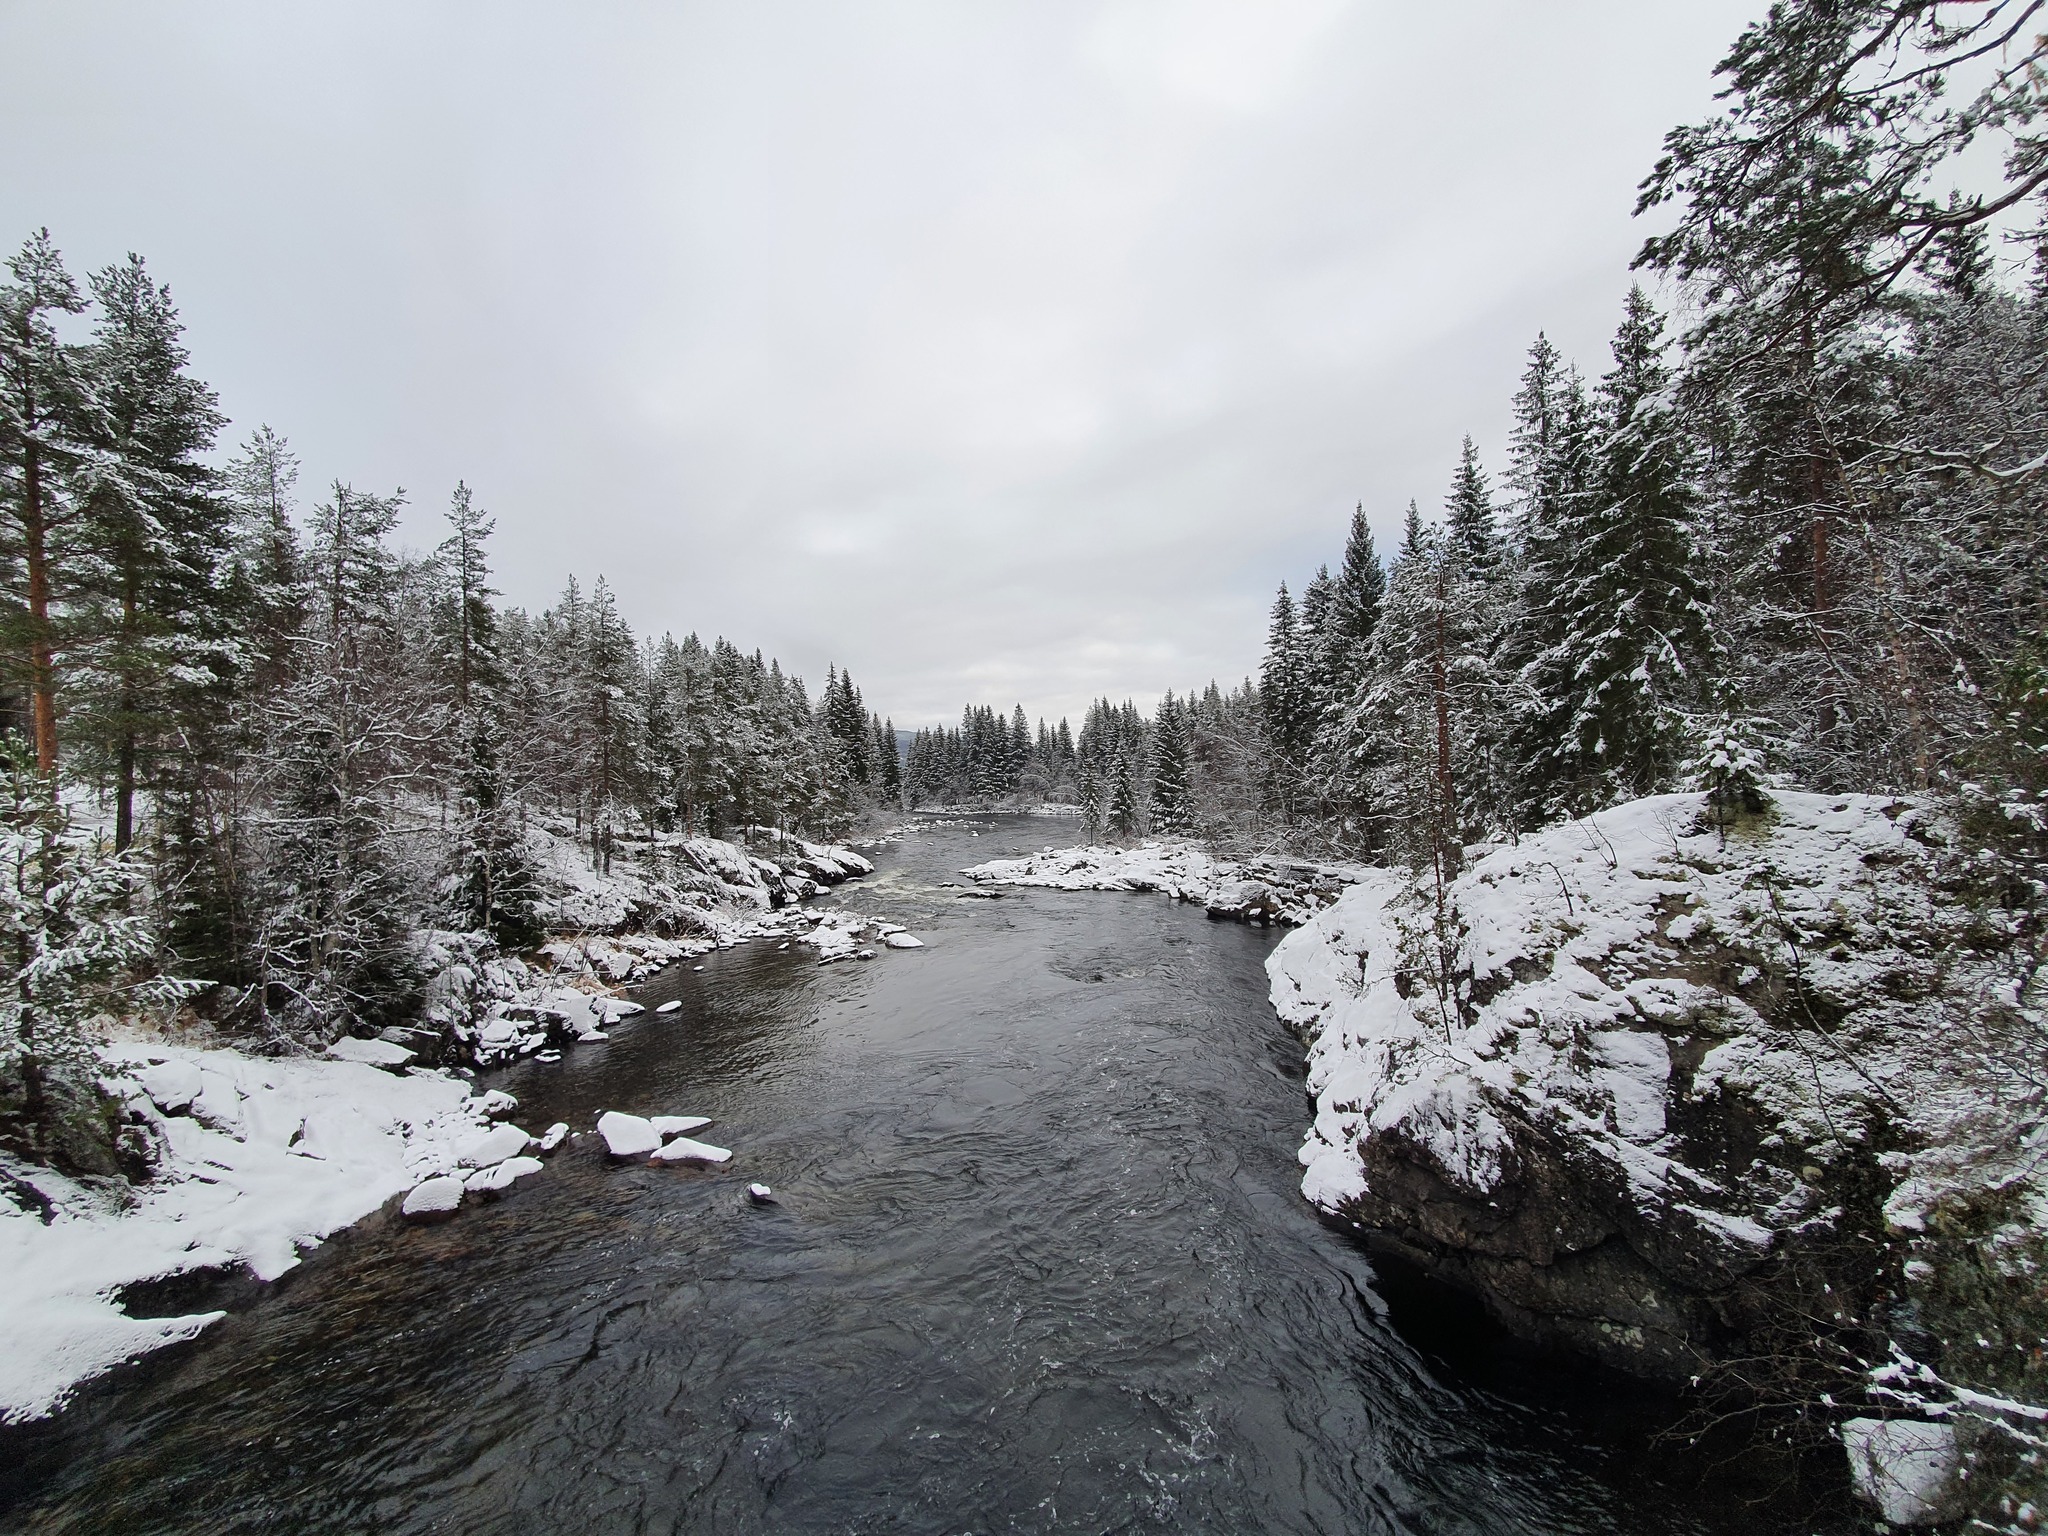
(1, 1), (1759, 728)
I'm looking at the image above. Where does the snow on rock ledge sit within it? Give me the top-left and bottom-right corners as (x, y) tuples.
(1266, 790), (2016, 1382)
(963, 840), (1359, 926)
(0, 1043), (504, 1423)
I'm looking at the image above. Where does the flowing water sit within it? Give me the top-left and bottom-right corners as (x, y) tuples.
(1, 819), (1850, 1534)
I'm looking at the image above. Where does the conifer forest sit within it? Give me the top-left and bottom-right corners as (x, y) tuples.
(5, 3), (2048, 1533)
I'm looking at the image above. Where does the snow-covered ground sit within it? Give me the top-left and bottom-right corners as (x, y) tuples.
(962, 839), (1362, 925)
(1, 1046), (518, 1423)
(1263, 789), (2047, 1518)
(1265, 791), (2001, 1250)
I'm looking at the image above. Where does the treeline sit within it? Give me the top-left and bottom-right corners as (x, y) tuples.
(1056, 4), (2047, 876)
(0, 231), (897, 1080)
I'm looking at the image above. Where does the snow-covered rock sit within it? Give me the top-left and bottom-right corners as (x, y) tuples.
(325, 1035), (415, 1070)
(748, 1183), (775, 1204)
(1266, 790), (2040, 1384)
(655, 999), (682, 1014)
(477, 1089), (519, 1118)
(401, 1176), (467, 1220)
(649, 1136), (732, 1165)
(965, 840), (1357, 926)
(1840, 1418), (1965, 1526)
(135, 1060), (203, 1112)
(456, 1123), (532, 1168)
(595, 1111), (660, 1158)
(884, 932), (924, 949)
(650, 1115), (711, 1138)
(0, 1040), (512, 1422)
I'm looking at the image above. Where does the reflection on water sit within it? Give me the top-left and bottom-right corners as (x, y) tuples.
(1, 820), (1850, 1534)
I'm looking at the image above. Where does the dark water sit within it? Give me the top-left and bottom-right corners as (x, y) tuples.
(2, 819), (1850, 1534)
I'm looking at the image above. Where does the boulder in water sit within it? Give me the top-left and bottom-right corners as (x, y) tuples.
(401, 1176), (466, 1221)
(457, 1122), (533, 1168)
(596, 1111), (661, 1158)
(650, 1136), (731, 1165)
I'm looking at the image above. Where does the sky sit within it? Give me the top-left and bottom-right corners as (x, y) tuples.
(0, 1), (1762, 729)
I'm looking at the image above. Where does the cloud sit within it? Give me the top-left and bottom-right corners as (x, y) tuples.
(0, 0), (1760, 728)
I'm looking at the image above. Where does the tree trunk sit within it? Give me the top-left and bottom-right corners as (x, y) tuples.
(23, 448), (58, 774)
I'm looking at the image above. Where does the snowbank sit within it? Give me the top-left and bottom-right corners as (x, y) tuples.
(963, 840), (1360, 925)
(0, 1043), (515, 1423)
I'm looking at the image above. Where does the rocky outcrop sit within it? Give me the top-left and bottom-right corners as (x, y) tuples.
(1268, 791), (2037, 1388)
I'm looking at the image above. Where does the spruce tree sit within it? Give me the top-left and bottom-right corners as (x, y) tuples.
(1518, 288), (1713, 813)
(1444, 435), (1497, 582)
(1261, 582), (1308, 819)
(1148, 692), (1194, 835)
(1108, 749), (1142, 842)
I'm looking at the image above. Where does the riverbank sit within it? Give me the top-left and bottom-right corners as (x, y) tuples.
(4, 814), (1829, 1536)
(0, 823), (903, 1425)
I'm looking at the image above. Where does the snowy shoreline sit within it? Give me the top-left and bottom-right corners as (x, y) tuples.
(0, 826), (916, 1426)
(961, 838), (1363, 925)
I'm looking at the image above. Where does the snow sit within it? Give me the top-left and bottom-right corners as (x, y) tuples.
(401, 1176), (466, 1219)
(649, 1136), (732, 1165)
(324, 1036), (415, 1069)
(655, 999), (682, 1014)
(1840, 1418), (1962, 1525)
(748, 1183), (775, 1203)
(595, 1111), (661, 1158)
(964, 840), (1360, 925)
(455, 1122), (533, 1167)
(884, 932), (925, 948)
(1264, 790), (2035, 1282)
(536, 1122), (569, 1153)
(0, 1042), (510, 1423)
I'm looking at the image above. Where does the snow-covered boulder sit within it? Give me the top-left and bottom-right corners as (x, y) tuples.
(655, 999), (682, 1014)
(650, 1115), (711, 1138)
(649, 1136), (731, 1165)
(536, 1122), (569, 1154)
(595, 1111), (660, 1158)
(884, 932), (924, 949)
(325, 1036), (415, 1070)
(456, 1123), (532, 1168)
(401, 1176), (467, 1221)
(1840, 1419), (1965, 1526)
(136, 1060), (204, 1112)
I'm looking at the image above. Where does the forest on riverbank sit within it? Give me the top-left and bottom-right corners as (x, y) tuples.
(0, 246), (903, 1162)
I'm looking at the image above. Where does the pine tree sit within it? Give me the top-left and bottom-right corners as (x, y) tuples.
(0, 232), (92, 773)
(77, 253), (231, 852)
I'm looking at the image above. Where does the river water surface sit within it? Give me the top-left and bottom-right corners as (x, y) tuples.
(3, 818), (1849, 1534)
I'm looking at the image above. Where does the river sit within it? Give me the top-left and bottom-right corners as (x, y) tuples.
(1, 817), (1850, 1533)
